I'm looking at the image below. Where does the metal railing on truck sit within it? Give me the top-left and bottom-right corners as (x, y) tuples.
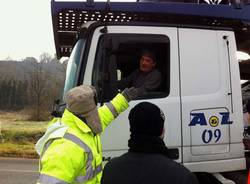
(51, 0), (250, 58)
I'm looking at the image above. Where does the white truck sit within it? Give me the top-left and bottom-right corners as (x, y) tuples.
(51, 0), (250, 182)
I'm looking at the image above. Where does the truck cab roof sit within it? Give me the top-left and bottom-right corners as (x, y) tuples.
(51, 0), (250, 58)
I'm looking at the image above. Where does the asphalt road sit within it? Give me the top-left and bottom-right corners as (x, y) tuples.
(0, 157), (39, 184)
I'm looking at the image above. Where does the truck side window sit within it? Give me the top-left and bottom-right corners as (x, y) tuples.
(92, 34), (170, 102)
(63, 39), (85, 96)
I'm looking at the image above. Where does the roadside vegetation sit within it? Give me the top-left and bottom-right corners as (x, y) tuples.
(0, 111), (47, 158)
(0, 53), (67, 158)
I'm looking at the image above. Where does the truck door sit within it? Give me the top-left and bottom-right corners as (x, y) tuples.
(179, 28), (244, 171)
(82, 24), (181, 162)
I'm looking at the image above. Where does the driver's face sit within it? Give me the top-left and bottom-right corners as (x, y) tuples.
(139, 55), (156, 73)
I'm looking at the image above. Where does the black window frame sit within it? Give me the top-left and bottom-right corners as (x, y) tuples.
(92, 33), (171, 103)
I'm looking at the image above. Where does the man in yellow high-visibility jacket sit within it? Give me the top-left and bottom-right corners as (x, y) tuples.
(36, 85), (137, 184)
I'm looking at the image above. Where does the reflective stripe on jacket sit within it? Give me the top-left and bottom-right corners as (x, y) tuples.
(36, 93), (129, 184)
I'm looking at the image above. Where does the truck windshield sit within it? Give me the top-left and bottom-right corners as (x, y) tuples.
(63, 39), (85, 97)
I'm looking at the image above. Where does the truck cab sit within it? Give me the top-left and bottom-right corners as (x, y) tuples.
(51, 0), (250, 181)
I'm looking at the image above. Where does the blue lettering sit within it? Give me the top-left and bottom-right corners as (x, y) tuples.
(189, 113), (207, 126)
(220, 112), (233, 125)
(214, 129), (221, 142)
(202, 129), (213, 143)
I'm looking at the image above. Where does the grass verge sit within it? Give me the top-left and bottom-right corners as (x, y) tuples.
(0, 112), (48, 158)
(0, 142), (39, 158)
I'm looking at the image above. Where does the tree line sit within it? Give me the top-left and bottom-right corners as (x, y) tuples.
(0, 78), (28, 109)
(0, 53), (67, 121)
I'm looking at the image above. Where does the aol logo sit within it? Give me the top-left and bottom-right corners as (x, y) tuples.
(189, 112), (232, 127)
(203, 0), (223, 4)
(189, 111), (232, 144)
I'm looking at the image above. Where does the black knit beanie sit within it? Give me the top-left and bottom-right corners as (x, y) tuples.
(128, 102), (165, 136)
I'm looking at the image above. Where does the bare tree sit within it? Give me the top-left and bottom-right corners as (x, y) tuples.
(29, 63), (46, 120)
(28, 53), (51, 121)
(39, 52), (52, 63)
(27, 53), (66, 120)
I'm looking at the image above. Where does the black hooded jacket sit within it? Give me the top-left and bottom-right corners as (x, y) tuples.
(101, 135), (199, 184)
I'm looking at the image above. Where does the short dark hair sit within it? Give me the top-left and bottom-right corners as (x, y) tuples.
(141, 49), (156, 62)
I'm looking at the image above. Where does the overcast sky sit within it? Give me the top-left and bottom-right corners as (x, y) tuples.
(0, 0), (55, 61)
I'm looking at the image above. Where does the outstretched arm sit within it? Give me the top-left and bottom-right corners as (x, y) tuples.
(98, 93), (129, 131)
(117, 70), (137, 91)
(98, 87), (138, 131)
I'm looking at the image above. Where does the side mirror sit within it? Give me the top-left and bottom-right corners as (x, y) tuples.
(51, 99), (66, 117)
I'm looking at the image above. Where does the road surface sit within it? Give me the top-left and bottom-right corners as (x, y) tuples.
(0, 157), (39, 184)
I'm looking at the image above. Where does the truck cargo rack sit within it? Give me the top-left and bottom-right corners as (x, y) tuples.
(51, 0), (250, 58)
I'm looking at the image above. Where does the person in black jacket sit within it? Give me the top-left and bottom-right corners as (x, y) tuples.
(101, 102), (199, 184)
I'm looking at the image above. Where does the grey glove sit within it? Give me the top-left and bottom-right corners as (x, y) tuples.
(122, 87), (138, 102)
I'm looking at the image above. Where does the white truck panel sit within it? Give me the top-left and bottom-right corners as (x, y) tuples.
(179, 28), (244, 170)
(82, 25), (245, 172)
